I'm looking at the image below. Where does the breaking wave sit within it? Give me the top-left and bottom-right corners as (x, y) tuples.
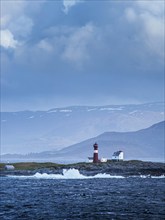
(7, 168), (165, 179)
(33, 169), (124, 179)
(8, 168), (124, 179)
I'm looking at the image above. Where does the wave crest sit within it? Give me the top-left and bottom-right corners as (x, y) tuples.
(7, 168), (165, 179)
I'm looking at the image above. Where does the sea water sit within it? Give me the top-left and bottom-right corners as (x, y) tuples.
(0, 169), (165, 219)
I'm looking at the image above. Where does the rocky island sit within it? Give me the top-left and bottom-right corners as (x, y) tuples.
(0, 160), (165, 177)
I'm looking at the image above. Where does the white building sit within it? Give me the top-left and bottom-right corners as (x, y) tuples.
(88, 157), (93, 163)
(100, 157), (108, 163)
(112, 151), (124, 161)
(4, 165), (15, 170)
(88, 157), (108, 163)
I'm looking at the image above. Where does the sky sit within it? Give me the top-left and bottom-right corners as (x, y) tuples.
(0, 0), (164, 111)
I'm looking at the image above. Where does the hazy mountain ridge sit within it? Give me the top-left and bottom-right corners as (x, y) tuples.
(1, 121), (164, 163)
(1, 102), (164, 154)
(52, 121), (165, 161)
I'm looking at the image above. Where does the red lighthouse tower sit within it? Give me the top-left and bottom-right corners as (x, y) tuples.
(93, 142), (99, 163)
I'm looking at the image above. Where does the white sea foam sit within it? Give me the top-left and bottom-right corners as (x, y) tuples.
(129, 175), (165, 179)
(7, 169), (165, 179)
(8, 168), (124, 179)
(146, 175), (165, 179)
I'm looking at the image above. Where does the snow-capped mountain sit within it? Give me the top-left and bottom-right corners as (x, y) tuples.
(1, 102), (164, 154)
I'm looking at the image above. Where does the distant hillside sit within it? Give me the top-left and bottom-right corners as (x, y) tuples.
(2, 121), (164, 163)
(1, 102), (164, 154)
(52, 121), (165, 162)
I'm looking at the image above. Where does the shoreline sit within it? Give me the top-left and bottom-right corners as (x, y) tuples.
(0, 160), (165, 177)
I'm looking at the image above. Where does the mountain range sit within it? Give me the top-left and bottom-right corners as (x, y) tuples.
(1, 121), (164, 163)
(53, 120), (164, 162)
(1, 102), (164, 156)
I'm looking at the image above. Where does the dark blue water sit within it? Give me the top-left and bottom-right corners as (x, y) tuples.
(0, 177), (165, 219)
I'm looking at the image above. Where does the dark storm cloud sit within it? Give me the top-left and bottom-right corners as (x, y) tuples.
(0, 0), (164, 110)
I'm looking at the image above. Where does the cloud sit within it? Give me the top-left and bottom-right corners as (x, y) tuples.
(9, 16), (33, 39)
(34, 23), (98, 66)
(62, 23), (96, 64)
(136, 1), (164, 16)
(63, 0), (82, 14)
(0, 1), (25, 49)
(37, 39), (53, 52)
(0, 29), (18, 49)
(0, 0), (44, 50)
(125, 8), (137, 23)
(140, 12), (164, 58)
(1, 0), (164, 111)
(125, 1), (164, 60)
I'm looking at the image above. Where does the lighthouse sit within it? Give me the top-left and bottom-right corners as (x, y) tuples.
(93, 142), (99, 163)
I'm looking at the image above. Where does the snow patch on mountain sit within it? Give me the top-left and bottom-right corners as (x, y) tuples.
(59, 109), (72, 113)
(28, 116), (34, 119)
(1, 102), (164, 154)
(100, 107), (123, 111)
